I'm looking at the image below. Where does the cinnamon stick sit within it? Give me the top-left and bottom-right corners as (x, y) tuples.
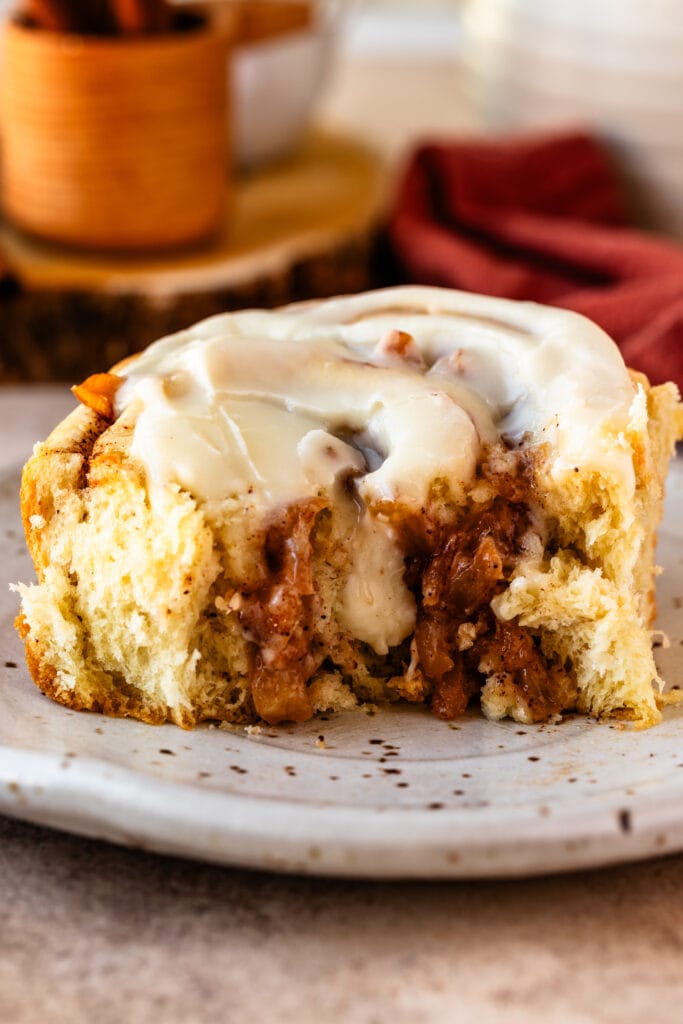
(109, 0), (172, 34)
(147, 0), (172, 32)
(24, 0), (117, 33)
(24, 0), (76, 31)
(25, 0), (173, 34)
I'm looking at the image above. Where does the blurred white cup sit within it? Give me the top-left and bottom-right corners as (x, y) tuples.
(188, 0), (351, 169)
(233, 6), (338, 168)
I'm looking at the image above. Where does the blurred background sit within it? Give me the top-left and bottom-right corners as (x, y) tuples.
(0, 0), (682, 383)
(321, 0), (467, 157)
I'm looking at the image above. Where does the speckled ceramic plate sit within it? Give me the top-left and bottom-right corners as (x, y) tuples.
(1, 460), (683, 878)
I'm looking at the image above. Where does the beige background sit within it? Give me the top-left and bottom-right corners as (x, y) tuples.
(2, 802), (683, 1024)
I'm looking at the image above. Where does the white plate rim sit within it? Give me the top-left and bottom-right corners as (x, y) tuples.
(1, 742), (683, 878)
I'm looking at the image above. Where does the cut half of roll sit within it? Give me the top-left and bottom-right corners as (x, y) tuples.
(15, 287), (683, 729)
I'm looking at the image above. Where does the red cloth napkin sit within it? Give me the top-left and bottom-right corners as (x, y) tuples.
(387, 130), (683, 390)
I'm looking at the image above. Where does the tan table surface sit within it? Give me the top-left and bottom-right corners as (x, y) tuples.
(2, 53), (683, 1024)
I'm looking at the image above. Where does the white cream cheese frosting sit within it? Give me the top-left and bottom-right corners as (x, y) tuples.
(115, 286), (637, 654)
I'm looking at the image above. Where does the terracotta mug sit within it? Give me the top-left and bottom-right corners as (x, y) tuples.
(1, 15), (230, 250)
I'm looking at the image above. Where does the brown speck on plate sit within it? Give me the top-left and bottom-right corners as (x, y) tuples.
(618, 809), (632, 834)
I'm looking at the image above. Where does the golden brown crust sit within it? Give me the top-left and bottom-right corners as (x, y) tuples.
(17, 401), (151, 719)
(18, 395), (237, 728)
(18, 610), (202, 728)
(20, 403), (108, 576)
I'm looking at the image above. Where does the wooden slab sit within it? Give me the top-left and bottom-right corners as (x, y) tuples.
(0, 130), (386, 380)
